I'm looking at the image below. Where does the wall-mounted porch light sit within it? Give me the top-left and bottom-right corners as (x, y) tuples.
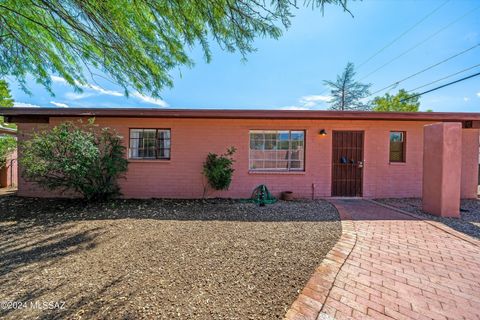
(319, 129), (328, 136)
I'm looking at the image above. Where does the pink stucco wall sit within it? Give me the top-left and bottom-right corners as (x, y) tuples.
(422, 123), (462, 217)
(15, 118), (479, 199)
(461, 128), (480, 199)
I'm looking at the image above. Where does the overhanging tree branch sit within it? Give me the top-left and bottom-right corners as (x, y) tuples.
(0, 0), (351, 97)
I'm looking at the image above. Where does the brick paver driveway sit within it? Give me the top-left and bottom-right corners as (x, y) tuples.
(287, 199), (480, 320)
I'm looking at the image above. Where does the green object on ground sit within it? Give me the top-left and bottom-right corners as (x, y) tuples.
(250, 184), (277, 206)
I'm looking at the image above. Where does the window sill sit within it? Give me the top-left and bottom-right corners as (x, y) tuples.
(128, 159), (171, 163)
(248, 170), (306, 175)
(389, 162), (406, 166)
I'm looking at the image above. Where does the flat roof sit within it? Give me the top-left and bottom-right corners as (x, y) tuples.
(2, 107), (480, 122)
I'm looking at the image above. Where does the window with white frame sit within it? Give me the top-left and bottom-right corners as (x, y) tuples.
(129, 129), (171, 160)
(249, 130), (305, 171)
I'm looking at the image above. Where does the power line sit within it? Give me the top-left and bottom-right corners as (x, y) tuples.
(400, 71), (480, 102)
(319, 1), (451, 96)
(408, 63), (480, 92)
(368, 43), (480, 97)
(359, 4), (480, 81)
(357, 0), (450, 70)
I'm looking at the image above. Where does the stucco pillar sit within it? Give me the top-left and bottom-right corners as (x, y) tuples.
(461, 128), (480, 199)
(422, 122), (462, 218)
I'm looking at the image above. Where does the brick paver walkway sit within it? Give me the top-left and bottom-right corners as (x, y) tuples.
(286, 199), (480, 320)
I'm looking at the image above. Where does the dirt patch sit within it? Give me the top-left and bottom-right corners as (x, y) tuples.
(0, 197), (341, 319)
(375, 198), (480, 239)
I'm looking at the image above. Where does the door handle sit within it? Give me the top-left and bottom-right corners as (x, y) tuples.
(358, 161), (364, 168)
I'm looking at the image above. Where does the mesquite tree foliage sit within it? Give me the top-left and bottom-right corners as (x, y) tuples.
(0, 1), (350, 96)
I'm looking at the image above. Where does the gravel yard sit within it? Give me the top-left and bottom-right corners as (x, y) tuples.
(375, 198), (480, 239)
(0, 197), (340, 320)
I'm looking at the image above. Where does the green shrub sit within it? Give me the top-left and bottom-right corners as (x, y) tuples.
(21, 120), (128, 200)
(203, 147), (236, 191)
(0, 135), (16, 168)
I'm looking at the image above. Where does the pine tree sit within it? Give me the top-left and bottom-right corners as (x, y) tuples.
(324, 62), (371, 110)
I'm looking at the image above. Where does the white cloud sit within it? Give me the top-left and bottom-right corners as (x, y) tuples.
(279, 94), (332, 110)
(300, 95), (331, 104)
(464, 97), (470, 102)
(50, 101), (70, 108)
(13, 102), (42, 108)
(51, 75), (68, 84)
(88, 84), (123, 97)
(477, 92), (480, 98)
(279, 106), (310, 110)
(303, 101), (316, 108)
(53, 75), (169, 107)
(298, 95), (332, 108)
(132, 92), (169, 107)
(65, 92), (95, 100)
(54, 76), (123, 97)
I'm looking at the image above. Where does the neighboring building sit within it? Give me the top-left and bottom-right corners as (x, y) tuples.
(0, 126), (17, 188)
(2, 108), (479, 200)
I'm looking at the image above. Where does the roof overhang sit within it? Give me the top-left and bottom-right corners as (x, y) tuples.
(2, 108), (480, 123)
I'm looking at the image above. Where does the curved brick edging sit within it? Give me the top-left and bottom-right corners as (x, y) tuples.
(367, 199), (480, 247)
(284, 205), (357, 320)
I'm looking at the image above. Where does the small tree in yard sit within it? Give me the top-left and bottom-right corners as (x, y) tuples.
(203, 147), (236, 196)
(21, 120), (128, 201)
(0, 135), (16, 168)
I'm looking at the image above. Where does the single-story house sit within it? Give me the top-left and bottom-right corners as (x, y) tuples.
(2, 108), (479, 202)
(0, 126), (17, 188)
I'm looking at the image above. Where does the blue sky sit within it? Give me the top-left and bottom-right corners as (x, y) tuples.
(9, 0), (480, 112)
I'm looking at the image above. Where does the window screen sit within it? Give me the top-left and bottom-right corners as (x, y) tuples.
(249, 130), (305, 171)
(129, 129), (171, 160)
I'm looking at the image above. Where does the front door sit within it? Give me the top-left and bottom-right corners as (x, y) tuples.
(331, 131), (364, 197)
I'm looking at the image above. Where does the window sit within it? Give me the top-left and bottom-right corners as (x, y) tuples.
(249, 130), (305, 171)
(129, 129), (171, 160)
(389, 131), (406, 162)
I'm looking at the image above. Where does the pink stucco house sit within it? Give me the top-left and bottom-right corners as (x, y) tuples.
(2, 108), (479, 204)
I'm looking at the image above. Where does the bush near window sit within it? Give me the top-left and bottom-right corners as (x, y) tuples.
(0, 135), (16, 168)
(21, 120), (128, 201)
(203, 147), (236, 191)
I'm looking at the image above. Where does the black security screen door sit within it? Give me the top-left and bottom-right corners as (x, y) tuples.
(331, 131), (364, 197)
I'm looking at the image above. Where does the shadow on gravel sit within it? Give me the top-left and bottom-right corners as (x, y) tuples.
(36, 276), (127, 320)
(0, 224), (102, 277)
(0, 220), (106, 319)
(0, 196), (341, 320)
